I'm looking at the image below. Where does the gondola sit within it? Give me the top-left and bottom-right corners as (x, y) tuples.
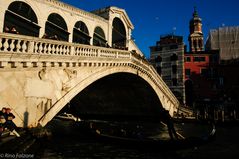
(55, 112), (80, 122)
(93, 124), (216, 150)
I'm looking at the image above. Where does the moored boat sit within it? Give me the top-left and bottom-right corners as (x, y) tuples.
(55, 112), (80, 122)
(92, 122), (216, 150)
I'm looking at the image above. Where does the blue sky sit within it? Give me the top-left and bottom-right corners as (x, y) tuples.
(61, 0), (239, 58)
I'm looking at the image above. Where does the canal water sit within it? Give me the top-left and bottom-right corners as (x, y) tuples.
(31, 119), (216, 159)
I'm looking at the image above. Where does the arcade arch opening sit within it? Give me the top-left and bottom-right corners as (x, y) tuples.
(4, 1), (40, 36)
(45, 13), (69, 41)
(73, 21), (91, 45)
(112, 17), (127, 49)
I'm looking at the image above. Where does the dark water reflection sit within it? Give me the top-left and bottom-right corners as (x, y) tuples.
(35, 119), (224, 159)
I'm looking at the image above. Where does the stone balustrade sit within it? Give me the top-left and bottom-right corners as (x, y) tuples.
(0, 33), (132, 60)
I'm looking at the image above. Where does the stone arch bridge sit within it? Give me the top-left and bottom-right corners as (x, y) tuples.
(0, 0), (179, 127)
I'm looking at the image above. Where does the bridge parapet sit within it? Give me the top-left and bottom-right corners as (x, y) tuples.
(0, 33), (132, 61)
(0, 33), (179, 127)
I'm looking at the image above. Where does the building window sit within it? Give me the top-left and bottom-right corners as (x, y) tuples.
(211, 68), (218, 78)
(172, 78), (178, 86)
(156, 66), (161, 75)
(172, 65), (177, 74)
(209, 55), (219, 63)
(198, 39), (202, 48)
(201, 68), (208, 76)
(170, 45), (178, 49)
(185, 69), (191, 77)
(170, 54), (178, 61)
(193, 56), (206, 62)
(155, 56), (162, 63)
(185, 57), (191, 62)
(219, 77), (224, 86)
(193, 40), (197, 50)
(156, 47), (162, 51)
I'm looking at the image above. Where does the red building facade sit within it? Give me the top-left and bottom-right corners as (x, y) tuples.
(184, 9), (239, 121)
(184, 51), (219, 107)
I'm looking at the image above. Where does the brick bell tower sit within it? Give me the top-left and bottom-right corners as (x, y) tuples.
(188, 7), (204, 52)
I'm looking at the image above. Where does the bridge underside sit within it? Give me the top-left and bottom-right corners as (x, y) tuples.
(66, 73), (163, 121)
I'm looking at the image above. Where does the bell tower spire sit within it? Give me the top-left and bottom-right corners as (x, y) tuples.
(188, 6), (204, 52)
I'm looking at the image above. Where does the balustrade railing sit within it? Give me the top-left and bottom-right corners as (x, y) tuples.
(0, 33), (131, 59)
(0, 33), (148, 64)
(34, 40), (72, 55)
(0, 34), (30, 53)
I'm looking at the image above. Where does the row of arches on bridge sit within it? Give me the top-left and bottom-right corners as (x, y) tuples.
(3, 1), (127, 49)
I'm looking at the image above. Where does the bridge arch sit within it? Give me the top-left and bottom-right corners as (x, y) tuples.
(70, 72), (163, 118)
(4, 1), (40, 36)
(39, 66), (168, 126)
